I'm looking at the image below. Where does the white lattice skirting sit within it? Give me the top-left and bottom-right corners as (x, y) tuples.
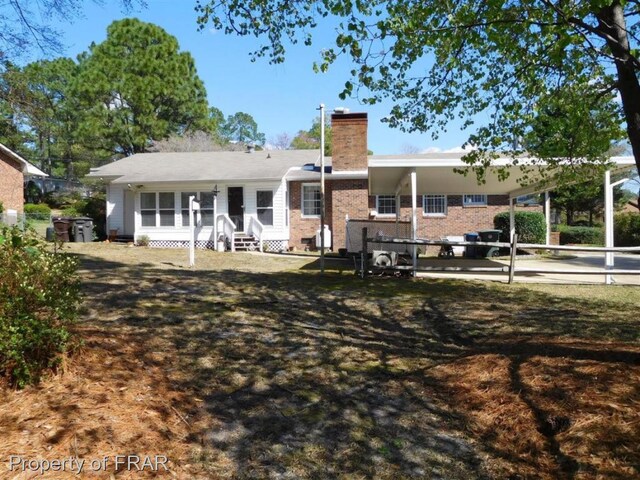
(149, 240), (216, 249)
(148, 239), (289, 251)
(263, 240), (288, 252)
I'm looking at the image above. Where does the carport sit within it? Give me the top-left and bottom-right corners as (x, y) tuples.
(367, 153), (637, 281)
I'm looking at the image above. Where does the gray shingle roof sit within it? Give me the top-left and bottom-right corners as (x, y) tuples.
(88, 150), (321, 184)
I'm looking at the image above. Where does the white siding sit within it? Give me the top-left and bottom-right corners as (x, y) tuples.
(106, 184), (125, 233)
(120, 181), (288, 242)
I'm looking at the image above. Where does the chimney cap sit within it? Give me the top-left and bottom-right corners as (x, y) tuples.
(333, 107), (350, 114)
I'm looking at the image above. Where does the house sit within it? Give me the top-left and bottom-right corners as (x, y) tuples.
(89, 113), (635, 251)
(0, 143), (47, 217)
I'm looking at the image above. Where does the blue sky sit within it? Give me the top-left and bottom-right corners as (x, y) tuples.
(43, 0), (476, 155)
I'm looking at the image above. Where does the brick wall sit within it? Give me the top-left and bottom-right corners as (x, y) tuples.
(331, 113), (368, 171)
(0, 154), (24, 213)
(331, 179), (370, 249)
(288, 180), (334, 250)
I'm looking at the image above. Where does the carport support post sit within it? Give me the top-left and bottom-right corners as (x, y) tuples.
(410, 168), (418, 275)
(509, 197), (515, 242)
(604, 170), (613, 284)
(545, 191), (551, 246)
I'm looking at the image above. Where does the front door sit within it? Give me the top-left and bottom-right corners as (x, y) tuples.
(228, 187), (244, 232)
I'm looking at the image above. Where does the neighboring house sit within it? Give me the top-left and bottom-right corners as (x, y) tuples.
(90, 113), (633, 251)
(0, 143), (47, 215)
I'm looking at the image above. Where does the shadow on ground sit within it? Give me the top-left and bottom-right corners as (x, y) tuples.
(73, 252), (640, 480)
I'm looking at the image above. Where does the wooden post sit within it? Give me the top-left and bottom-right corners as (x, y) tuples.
(508, 233), (518, 284)
(361, 227), (368, 278)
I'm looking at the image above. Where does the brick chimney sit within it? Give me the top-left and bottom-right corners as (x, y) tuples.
(331, 112), (368, 171)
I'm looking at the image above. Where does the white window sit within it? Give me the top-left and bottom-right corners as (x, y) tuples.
(257, 190), (274, 226)
(158, 192), (175, 226)
(140, 192), (157, 227)
(141, 192), (176, 227)
(376, 195), (396, 215)
(181, 192), (215, 227)
(423, 195), (447, 215)
(200, 192), (215, 226)
(302, 184), (321, 217)
(181, 192), (197, 227)
(463, 194), (487, 206)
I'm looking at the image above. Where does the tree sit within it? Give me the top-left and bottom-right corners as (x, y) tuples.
(149, 130), (246, 152)
(269, 132), (292, 150)
(0, 1), (145, 60)
(220, 112), (265, 145)
(73, 18), (210, 156)
(195, 0), (640, 181)
(291, 116), (332, 155)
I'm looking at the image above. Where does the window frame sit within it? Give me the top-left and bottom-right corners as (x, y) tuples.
(463, 194), (488, 207)
(422, 194), (447, 216)
(375, 195), (397, 216)
(256, 189), (274, 226)
(140, 192), (157, 227)
(301, 183), (321, 218)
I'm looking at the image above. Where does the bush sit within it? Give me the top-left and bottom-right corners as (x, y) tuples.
(0, 227), (80, 387)
(23, 203), (51, 220)
(614, 212), (640, 247)
(557, 225), (604, 245)
(494, 211), (546, 244)
(0, 201), (3, 214)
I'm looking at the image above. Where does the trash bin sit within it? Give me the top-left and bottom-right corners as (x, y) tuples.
(464, 232), (479, 258)
(72, 217), (94, 242)
(45, 226), (55, 242)
(478, 229), (502, 257)
(52, 218), (71, 242)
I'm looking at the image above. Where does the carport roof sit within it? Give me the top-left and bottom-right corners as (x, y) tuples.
(368, 153), (636, 196)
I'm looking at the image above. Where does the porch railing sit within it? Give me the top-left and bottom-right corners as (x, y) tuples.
(247, 215), (264, 252)
(217, 214), (236, 252)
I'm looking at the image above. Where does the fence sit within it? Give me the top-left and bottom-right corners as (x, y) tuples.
(1, 212), (52, 237)
(357, 227), (640, 284)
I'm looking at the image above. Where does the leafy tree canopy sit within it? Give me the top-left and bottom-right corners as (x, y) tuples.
(291, 116), (332, 156)
(196, 0), (640, 183)
(73, 18), (210, 156)
(220, 111), (266, 145)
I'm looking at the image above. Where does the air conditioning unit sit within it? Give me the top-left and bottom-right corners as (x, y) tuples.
(372, 250), (398, 267)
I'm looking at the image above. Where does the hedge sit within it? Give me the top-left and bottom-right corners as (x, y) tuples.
(0, 227), (80, 387)
(494, 211), (546, 244)
(614, 212), (640, 247)
(557, 225), (604, 245)
(23, 203), (51, 220)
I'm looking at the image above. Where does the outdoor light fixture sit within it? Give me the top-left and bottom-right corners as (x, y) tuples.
(212, 184), (220, 197)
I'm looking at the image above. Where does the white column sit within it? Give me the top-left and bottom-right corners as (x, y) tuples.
(189, 195), (195, 267)
(545, 191), (551, 246)
(509, 197), (516, 242)
(213, 194), (218, 251)
(319, 103), (326, 274)
(410, 169), (417, 274)
(604, 170), (614, 285)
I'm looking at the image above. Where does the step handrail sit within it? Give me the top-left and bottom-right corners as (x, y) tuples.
(247, 215), (264, 252)
(217, 214), (236, 252)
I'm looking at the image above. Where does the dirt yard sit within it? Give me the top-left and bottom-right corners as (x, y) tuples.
(1, 243), (639, 479)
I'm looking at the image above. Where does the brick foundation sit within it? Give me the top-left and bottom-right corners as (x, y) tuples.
(0, 154), (24, 213)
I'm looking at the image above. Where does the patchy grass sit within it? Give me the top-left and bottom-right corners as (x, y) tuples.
(1, 243), (638, 479)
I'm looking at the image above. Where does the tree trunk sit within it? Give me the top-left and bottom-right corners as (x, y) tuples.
(598, 3), (640, 177)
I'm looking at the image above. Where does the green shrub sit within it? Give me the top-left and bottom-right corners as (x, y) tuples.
(494, 211), (546, 244)
(23, 203), (51, 220)
(136, 234), (150, 247)
(0, 227), (80, 387)
(614, 212), (640, 246)
(0, 201), (4, 214)
(557, 225), (604, 245)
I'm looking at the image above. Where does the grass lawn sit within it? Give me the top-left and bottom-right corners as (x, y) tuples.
(1, 243), (638, 479)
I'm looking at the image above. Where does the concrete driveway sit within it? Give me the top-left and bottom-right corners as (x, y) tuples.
(415, 253), (640, 285)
